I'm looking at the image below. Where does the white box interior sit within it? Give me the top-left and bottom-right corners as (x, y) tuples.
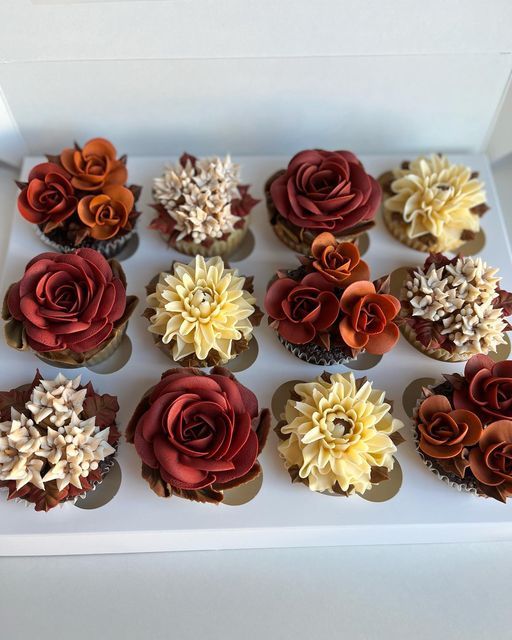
(0, 153), (511, 556)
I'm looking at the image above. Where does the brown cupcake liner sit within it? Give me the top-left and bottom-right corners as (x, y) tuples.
(36, 225), (136, 259)
(168, 218), (249, 258)
(278, 335), (353, 366)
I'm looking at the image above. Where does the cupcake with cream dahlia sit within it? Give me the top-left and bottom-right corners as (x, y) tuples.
(380, 154), (488, 253)
(0, 371), (120, 511)
(144, 255), (262, 367)
(265, 232), (401, 365)
(150, 153), (259, 257)
(275, 372), (404, 496)
(400, 253), (512, 361)
(16, 138), (141, 258)
(2, 248), (138, 367)
(412, 354), (512, 502)
(266, 149), (381, 253)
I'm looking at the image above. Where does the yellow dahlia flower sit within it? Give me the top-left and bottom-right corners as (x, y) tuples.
(278, 372), (403, 495)
(384, 154), (486, 243)
(147, 255), (256, 363)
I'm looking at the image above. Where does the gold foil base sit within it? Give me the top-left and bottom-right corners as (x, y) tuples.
(382, 207), (466, 253)
(170, 219), (249, 258)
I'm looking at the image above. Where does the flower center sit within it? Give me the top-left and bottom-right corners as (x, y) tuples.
(329, 416), (353, 438)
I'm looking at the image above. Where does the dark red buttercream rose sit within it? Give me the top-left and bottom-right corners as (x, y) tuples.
(453, 355), (512, 423)
(17, 163), (77, 231)
(269, 149), (381, 234)
(469, 420), (512, 493)
(264, 272), (339, 344)
(6, 248), (126, 353)
(126, 367), (271, 501)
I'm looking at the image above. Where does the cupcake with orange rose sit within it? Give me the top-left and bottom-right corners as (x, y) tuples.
(264, 232), (401, 365)
(2, 248), (138, 367)
(16, 138), (141, 258)
(266, 150), (381, 253)
(412, 354), (512, 502)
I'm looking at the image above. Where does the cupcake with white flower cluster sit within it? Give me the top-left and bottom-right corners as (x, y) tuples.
(275, 372), (404, 496)
(380, 154), (488, 253)
(150, 153), (259, 257)
(144, 255), (263, 367)
(0, 371), (119, 511)
(400, 253), (512, 361)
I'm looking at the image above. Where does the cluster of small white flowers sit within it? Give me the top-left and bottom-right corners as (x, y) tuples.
(153, 156), (241, 244)
(0, 374), (115, 493)
(405, 257), (507, 355)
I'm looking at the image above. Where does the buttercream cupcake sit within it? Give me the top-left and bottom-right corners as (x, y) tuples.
(150, 153), (259, 257)
(126, 367), (271, 504)
(16, 138), (142, 258)
(144, 255), (262, 367)
(0, 371), (120, 511)
(381, 154), (488, 253)
(412, 355), (512, 502)
(264, 232), (400, 365)
(400, 253), (512, 362)
(2, 249), (138, 367)
(275, 372), (404, 496)
(266, 150), (381, 253)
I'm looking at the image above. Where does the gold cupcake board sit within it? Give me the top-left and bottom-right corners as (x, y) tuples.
(0, 153), (511, 556)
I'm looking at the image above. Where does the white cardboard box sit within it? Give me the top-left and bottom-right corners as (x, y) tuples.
(0, 153), (511, 556)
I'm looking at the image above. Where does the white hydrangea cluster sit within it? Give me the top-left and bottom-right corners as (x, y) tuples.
(0, 374), (115, 493)
(153, 155), (242, 244)
(405, 257), (507, 355)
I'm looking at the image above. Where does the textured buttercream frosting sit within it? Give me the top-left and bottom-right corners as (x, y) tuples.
(404, 257), (507, 356)
(0, 374), (115, 492)
(147, 255), (257, 362)
(153, 155), (242, 243)
(278, 372), (403, 494)
(384, 154), (486, 242)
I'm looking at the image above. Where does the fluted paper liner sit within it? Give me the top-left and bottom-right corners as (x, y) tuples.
(169, 217), (250, 258)
(36, 225), (136, 259)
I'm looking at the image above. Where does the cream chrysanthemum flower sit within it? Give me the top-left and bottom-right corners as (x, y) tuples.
(147, 255), (257, 363)
(278, 373), (403, 495)
(384, 154), (486, 244)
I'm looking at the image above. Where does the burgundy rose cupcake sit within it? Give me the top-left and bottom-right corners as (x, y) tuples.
(2, 248), (138, 367)
(16, 138), (142, 258)
(264, 232), (400, 365)
(0, 371), (120, 512)
(412, 354), (512, 502)
(266, 150), (381, 253)
(126, 367), (271, 504)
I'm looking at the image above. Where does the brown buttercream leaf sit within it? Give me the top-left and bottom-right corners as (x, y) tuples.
(4, 318), (26, 350)
(274, 419), (288, 440)
(255, 408), (271, 454)
(213, 462), (261, 492)
(83, 393), (119, 428)
(141, 463), (171, 498)
(374, 274), (391, 294)
(321, 371), (332, 384)
(461, 230), (476, 242)
(390, 430), (406, 446)
(109, 258), (127, 289)
(370, 466), (390, 484)
(142, 306), (155, 321)
(318, 332), (331, 351)
(172, 485), (223, 504)
(471, 203), (489, 217)
(46, 154), (61, 165)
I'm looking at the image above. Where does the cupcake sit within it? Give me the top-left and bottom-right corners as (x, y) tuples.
(264, 232), (400, 365)
(144, 255), (262, 367)
(16, 138), (142, 258)
(2, 248), (138, 367)
(0, 371), (120, 511)
(275, 372), (404, 496)
(150, 153), (259, 257)
(381, 154), (488, 253)
(412, 355), (512, 502)
(400, 253), (512, 362)
(126, 367), (271, 504)
(266, 150), (381, 253)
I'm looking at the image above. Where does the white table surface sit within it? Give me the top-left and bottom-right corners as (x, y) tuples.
(1, 158), (512, 639)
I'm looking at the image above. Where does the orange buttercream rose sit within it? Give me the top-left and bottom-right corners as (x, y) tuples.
(78, 185), (134, 240)
(60, 138), (127, 192)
